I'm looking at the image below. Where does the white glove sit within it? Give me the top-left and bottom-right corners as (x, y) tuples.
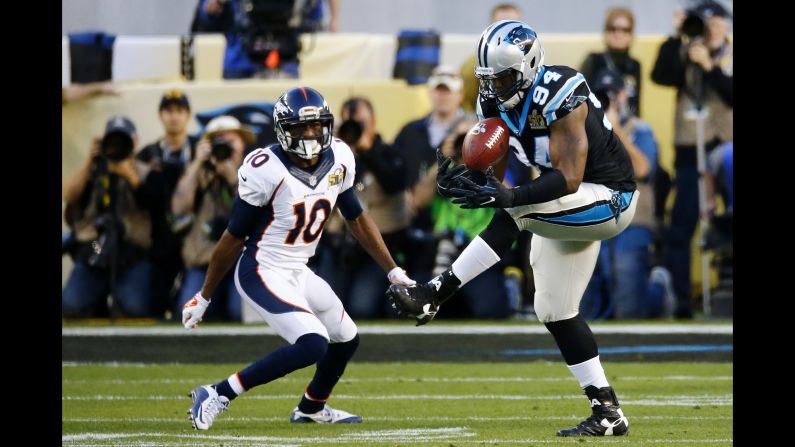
(387, 267), (416, 286)
(182, 293), (210, 329)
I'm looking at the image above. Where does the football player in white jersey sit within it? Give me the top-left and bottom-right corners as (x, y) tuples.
(388, 21), (636, 437)
(182, 87), (416, 430)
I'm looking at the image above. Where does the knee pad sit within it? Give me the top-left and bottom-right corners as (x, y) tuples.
(544, 314), (598, 365)
(295, 333), (329, 365)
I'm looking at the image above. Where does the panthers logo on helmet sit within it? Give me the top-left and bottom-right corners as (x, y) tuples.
(504, 27), (537, 55)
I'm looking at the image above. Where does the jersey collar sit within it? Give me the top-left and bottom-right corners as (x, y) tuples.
(272, 145), (336, 190)
(500, 66), (546, 137)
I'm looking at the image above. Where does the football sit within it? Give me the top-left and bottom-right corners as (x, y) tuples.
(461, 117), (510, 172)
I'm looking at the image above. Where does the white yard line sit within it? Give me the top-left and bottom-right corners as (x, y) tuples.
(62, 375), (732, 384)
(62, 431), (733, 445)
(62, 393), (733, 406)
(64, 415), (733, 423)
(62, 324), (733, 336)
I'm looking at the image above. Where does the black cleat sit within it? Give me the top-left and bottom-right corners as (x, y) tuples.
(386, 282), (443, 326)
(386, 268), (461, 326)
(557, 386), (629, 437)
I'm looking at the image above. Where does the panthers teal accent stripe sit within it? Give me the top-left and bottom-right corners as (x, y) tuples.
(535, 191), (633, 226)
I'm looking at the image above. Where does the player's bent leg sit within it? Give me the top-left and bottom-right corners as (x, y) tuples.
(507, 183), (638, 242)
(290, 270), (363, 424)
(186, 257), (333, 430)
(530, 236), (628, 436)
(188, 333), (328, 430)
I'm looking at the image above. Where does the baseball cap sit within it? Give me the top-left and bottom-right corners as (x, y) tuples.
(591, 68), (625, 95)
(428, 66), (463, 92)
(203, 115), (256, 144)
(693, 0), (731, 19)
(159, 89), (191, 111)
(103, 115), (137, 139)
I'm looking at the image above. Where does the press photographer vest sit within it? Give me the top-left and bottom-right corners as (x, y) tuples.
(674, 41), (733, 146)
(181, 173), (236, 267)
(67, 169), (152, 269)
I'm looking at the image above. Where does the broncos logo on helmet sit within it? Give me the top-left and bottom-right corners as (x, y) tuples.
(273, 87), (334, 160)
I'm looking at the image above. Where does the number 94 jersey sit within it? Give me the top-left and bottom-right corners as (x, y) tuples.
(477, 65), (635, 192)
(236, 138), (356, 270)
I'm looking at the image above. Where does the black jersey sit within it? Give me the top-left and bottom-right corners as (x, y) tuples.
(477, 65), (636, 192)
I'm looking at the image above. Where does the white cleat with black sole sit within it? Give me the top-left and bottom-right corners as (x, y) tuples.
(290, 404), (363, 424)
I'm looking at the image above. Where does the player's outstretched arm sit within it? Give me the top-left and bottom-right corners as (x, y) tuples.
(345, 212), (415, 286)
(182, 230), (245, 329)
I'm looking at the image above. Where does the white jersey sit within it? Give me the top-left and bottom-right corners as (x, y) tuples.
(236, 138), (356, 270)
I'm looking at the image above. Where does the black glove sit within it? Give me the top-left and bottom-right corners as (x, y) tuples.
(449, 172), (515, 209)
(435, 149), (469, 198)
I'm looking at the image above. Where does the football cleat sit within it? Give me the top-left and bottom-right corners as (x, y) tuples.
(290, 404), (363, 424)
(557, 386), (629, 437)
(187, 385), (230, 430)
(386, 283), (443, 326)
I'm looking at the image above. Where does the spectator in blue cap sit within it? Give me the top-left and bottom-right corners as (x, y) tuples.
(580, 68), (677, 320)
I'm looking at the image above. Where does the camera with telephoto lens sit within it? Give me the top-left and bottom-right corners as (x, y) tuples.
(100, 131), (133, 162)
(681, 10), (706, 39)
(338, 119), (364, 146)
(211, 137), (233, 161)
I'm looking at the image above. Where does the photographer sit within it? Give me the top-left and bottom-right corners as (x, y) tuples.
(651, 0), (732, 318)
(63, 116), (156, 318)
(314, 97), (410, 318)
(172, 115), (254, 321)
(412, 118), (512, 319)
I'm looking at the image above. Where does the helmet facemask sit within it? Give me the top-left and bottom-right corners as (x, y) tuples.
(476, 67), (527, 111)
(276, 109), (334, 160)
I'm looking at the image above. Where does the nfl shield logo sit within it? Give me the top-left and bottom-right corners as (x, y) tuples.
(309, 175), (317, 186)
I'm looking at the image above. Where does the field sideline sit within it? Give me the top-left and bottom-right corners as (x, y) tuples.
(63, 361), (733, 446)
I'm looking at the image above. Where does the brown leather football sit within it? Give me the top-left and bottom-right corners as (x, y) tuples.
(461, 117), (510, 172)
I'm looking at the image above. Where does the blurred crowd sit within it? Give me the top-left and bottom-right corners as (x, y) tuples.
(62, 0), (732, 322)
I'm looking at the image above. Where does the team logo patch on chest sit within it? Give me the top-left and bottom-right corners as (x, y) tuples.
(527, 110), (547, 129)
(328, 167), (345, 187)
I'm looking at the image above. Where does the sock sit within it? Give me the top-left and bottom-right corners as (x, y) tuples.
(232, 333), (327, 398)
(214, 372), (246, 401)
(298, 334), (360, 414)
(451, 236), (501, 285)
(567, 356), (610, 389)
(430, 268), (462, 305)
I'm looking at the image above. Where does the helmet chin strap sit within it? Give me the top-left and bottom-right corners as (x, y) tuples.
(499, 89), (525, 112)
(295, 139), (322, 159)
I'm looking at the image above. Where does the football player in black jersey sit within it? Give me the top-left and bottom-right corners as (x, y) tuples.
(388, 20), (637, 437)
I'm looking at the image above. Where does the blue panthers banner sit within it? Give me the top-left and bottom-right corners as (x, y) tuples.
(195, 102), (278, 154)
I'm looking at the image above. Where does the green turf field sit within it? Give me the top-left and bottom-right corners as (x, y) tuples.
(63, 361), (732, 446)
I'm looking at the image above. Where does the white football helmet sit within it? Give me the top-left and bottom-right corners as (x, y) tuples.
(474, 20), (545, 111)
